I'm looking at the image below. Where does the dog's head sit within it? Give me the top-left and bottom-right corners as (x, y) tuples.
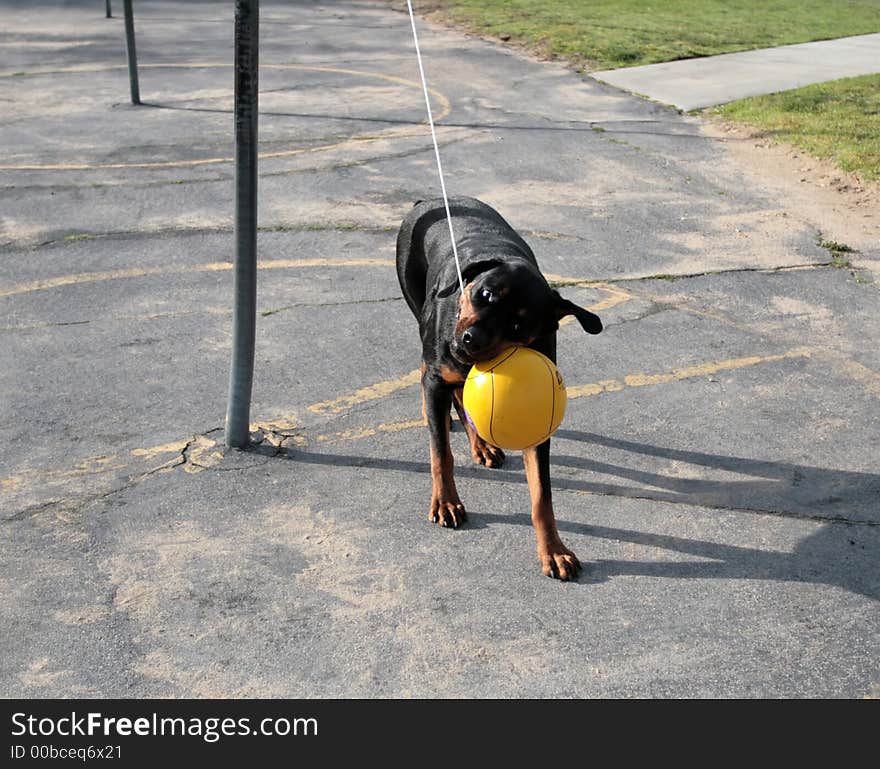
(439, 258), (602, 364)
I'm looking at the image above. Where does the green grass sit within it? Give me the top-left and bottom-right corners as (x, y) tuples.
(716, 75), (880, 180)
(818, 238), (858, 254)
(426, 1), (880, 179)
(428, 0), (880, 70)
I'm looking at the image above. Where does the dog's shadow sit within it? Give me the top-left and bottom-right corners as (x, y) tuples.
(277, 430), (879, 601)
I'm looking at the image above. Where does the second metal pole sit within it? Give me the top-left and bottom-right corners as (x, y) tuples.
(225, 0), (260, 448)
(122, 0), (140, 104)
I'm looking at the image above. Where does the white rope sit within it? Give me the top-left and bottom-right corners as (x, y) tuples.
(405, 0), (465, 295)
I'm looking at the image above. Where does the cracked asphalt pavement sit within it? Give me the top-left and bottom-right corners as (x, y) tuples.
(1, 1), (878, 698)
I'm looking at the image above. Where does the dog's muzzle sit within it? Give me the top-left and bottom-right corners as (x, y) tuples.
(452, 326), (502, 364)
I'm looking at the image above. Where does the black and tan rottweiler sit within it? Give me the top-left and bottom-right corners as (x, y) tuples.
(396, 196), (602, 580)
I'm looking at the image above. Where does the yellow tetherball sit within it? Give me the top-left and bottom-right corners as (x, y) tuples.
(463, 347), (566, 450)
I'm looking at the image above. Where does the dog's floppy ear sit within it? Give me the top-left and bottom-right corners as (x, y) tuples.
(436, 259), (503, 299)
(553, 291), (603, 334)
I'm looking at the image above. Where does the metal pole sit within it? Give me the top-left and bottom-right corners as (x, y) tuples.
(122, 0), (140, 104)
(225, 0), (259, 448)
(105, 1), (112, 18)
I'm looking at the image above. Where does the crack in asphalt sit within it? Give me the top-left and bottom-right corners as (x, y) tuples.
(260, 295), (403, 317)
(601, 301), (671, 328)
(0, 297), (407, 331)
(1, 451), (185, 524)
(2, 222), (395, 253)
(614, 261), (835, 283)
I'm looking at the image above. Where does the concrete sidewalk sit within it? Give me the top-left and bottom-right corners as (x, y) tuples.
(1, 1), (878, 698)
(592, 33), (880, 111)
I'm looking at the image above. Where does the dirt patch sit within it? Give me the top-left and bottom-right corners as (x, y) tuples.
(701, 117), (880, 260)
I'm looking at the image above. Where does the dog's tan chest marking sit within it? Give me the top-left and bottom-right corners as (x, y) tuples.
(439, 363), (466, 385)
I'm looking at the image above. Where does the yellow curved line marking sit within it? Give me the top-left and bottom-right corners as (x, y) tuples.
(130, 440), (189, 459)
(0, 63), (452, 171)
(303, 285), (633, 414)
(577, 282), (633, 313)
(545, 277), (632, 327)
(0, 259), (625, 312)
(0, 134), (384, 172)
(826, 355), (880, 399)
(292, 348), (818, 443)
(308, 369), (422, 416)
(0, 257), (395, 299)
(568, 348), (812, 398)
(316, 419), (424, 444)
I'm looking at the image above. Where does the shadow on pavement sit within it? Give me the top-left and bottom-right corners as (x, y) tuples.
(279, 432), (879, 600)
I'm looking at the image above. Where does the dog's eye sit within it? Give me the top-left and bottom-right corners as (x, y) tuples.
(512, 322), (521, 333)
(479, 288), (493, 302)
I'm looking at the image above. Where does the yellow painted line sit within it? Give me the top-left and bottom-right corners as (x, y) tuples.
(1, 259), (628, 327)
(551, 280), (633, 326)
(824, 354), (880, 399)
(251, 416), (300, 433)
(568, 348), (812, 398)
(308, 369), (422, 415)
(125, 417), (427, 472)
(315, 350), (814, 437)
(303, 283), (634, 415)
(0, 257), (395, 299)
(1, 454), (130, 498)
(1, 128), (431, 172)
(316, 419), (424, 444)
(130, 440), (188, 459)
(583, 282), (634, 313)
(0, 134), (375, 172)
(0, 63), (452, 171)
(130, 416), (302, 463)
(2, 348), (818, 499)
(314, 349), (815, 441)
(566, 379), (627, 398)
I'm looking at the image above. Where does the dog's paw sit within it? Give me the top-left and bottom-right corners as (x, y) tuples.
(471, 439), (505, 468)
(538, 543), (581, 581)
(429, 495), (467, 529)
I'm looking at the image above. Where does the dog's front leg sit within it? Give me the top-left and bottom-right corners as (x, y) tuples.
(523, 440), (580, 580)
(423, 372), (466, 528)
